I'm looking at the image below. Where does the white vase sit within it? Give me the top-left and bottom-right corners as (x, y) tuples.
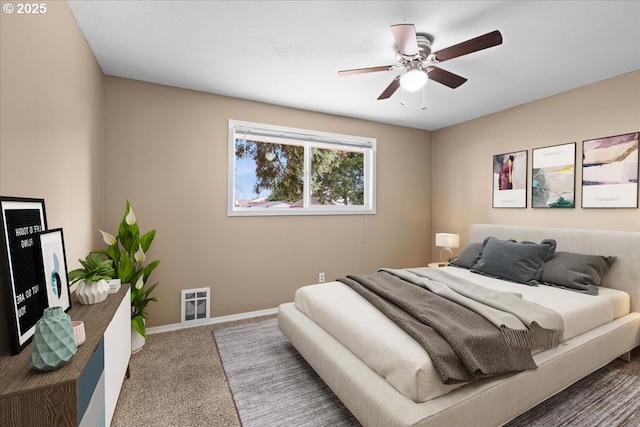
(131, 324), (146, 354)
(75, 279), (110, 304)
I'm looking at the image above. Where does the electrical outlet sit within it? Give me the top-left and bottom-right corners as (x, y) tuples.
(319, 272), (325, 283)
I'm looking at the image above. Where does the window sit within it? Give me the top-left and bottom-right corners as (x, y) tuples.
(228, 120), (376, 216)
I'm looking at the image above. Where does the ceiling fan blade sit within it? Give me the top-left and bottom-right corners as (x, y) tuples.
(377, 76), (401, 100)
(426, 66), (467, 89)
(338, 65), (395, 77)
(433, 30), (503, 62)
(390, 24), (419, 56)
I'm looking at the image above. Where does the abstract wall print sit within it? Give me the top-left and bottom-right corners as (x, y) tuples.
(493, 150), (527, 208)
(0, 196), (48, 354)
(582, 132), (639, 208)
(35, 229), (71, 312)
(532, 142), (576, 208)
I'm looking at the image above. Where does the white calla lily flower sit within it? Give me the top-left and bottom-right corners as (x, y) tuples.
(134, 244), (146, 263)
(135, 275), (144, 290)
(99, 230), (116, 246)
(126, 206), (137, 225)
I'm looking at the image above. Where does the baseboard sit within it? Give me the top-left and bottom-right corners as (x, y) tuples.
(146, 307), (279, 335)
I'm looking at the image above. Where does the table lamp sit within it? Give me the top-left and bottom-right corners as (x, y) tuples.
(435, 233), (460, 264)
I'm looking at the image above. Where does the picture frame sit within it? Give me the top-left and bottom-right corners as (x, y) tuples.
(35, 228), (71, 313)
(532, 142), (576, 208)
(582, 132), (639, 208)
(492, 150), (528, 208)
(0, 196), (48, 354)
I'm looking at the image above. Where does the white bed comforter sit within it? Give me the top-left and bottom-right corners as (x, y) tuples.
(294, 267), (630, 403)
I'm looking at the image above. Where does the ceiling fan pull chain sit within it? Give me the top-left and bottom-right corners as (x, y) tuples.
(421, 85), (427, 110)
(400, 86), (405, 106)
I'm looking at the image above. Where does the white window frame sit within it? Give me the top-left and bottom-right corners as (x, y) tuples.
(228, 119), (376, 216)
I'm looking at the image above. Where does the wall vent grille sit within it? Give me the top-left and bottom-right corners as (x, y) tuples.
(181, 287), (210, 325)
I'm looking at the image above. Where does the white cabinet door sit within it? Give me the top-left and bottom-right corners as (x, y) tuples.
(104, 288), (131, 426)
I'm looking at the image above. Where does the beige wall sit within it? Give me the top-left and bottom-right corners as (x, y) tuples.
(432, 71), (640, 251)
(104, 77), (431, 326)
(0, 3), (104, 272)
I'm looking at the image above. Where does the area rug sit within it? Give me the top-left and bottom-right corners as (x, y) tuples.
(506, 366), (640, 426)
(214, 318), (359, 427)
(214, 318), (640, 427)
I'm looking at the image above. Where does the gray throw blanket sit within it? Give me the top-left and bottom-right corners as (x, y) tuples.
(388, 267), (564, 351)
(338, 269), (564, 384)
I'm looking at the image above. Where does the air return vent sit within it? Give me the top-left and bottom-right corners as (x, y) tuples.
(181, 287), (210, 325)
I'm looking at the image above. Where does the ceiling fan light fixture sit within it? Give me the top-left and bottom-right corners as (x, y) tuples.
(400, 68), (428, 92)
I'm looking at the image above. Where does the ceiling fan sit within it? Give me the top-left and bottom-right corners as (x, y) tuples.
(338, 24), (503, 100)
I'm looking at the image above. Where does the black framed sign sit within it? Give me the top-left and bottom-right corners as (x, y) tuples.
(0, 196), (48, 354)
(35, 228), (71, 313)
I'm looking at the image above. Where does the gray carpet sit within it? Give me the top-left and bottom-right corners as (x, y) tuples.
(215, 318), (640, 427)
(214, 318), (359, 427)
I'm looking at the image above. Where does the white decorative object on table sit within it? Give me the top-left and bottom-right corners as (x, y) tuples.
(71, 320), (86, 346)
(75, 279), (109, 305)
(107, 278), (122, 294)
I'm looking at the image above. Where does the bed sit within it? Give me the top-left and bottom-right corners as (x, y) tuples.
(278, 224), (640, 427)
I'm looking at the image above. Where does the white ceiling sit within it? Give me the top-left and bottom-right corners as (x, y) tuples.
(67, 1), (640, 131)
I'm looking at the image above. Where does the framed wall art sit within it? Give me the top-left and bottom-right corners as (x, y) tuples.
(532, 142), (576, 208)
(582, 132), (639, 208)
(492, 150), (528, 208)
(0, 196), (48, 354)
(35, 228), (71, 312)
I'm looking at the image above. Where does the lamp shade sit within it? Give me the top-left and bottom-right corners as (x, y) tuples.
(435, 233), (460, 249)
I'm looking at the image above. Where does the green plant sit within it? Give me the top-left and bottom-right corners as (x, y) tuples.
(95, 201), (160, 338)
(68, 253), (115, 285)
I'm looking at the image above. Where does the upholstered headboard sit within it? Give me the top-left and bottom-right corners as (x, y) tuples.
(469, 224), (640, 313)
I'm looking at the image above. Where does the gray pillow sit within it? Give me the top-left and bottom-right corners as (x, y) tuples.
(449, 242), (483, 269)
(471, 236), (557, 285)
(540, 251), (616, 295)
